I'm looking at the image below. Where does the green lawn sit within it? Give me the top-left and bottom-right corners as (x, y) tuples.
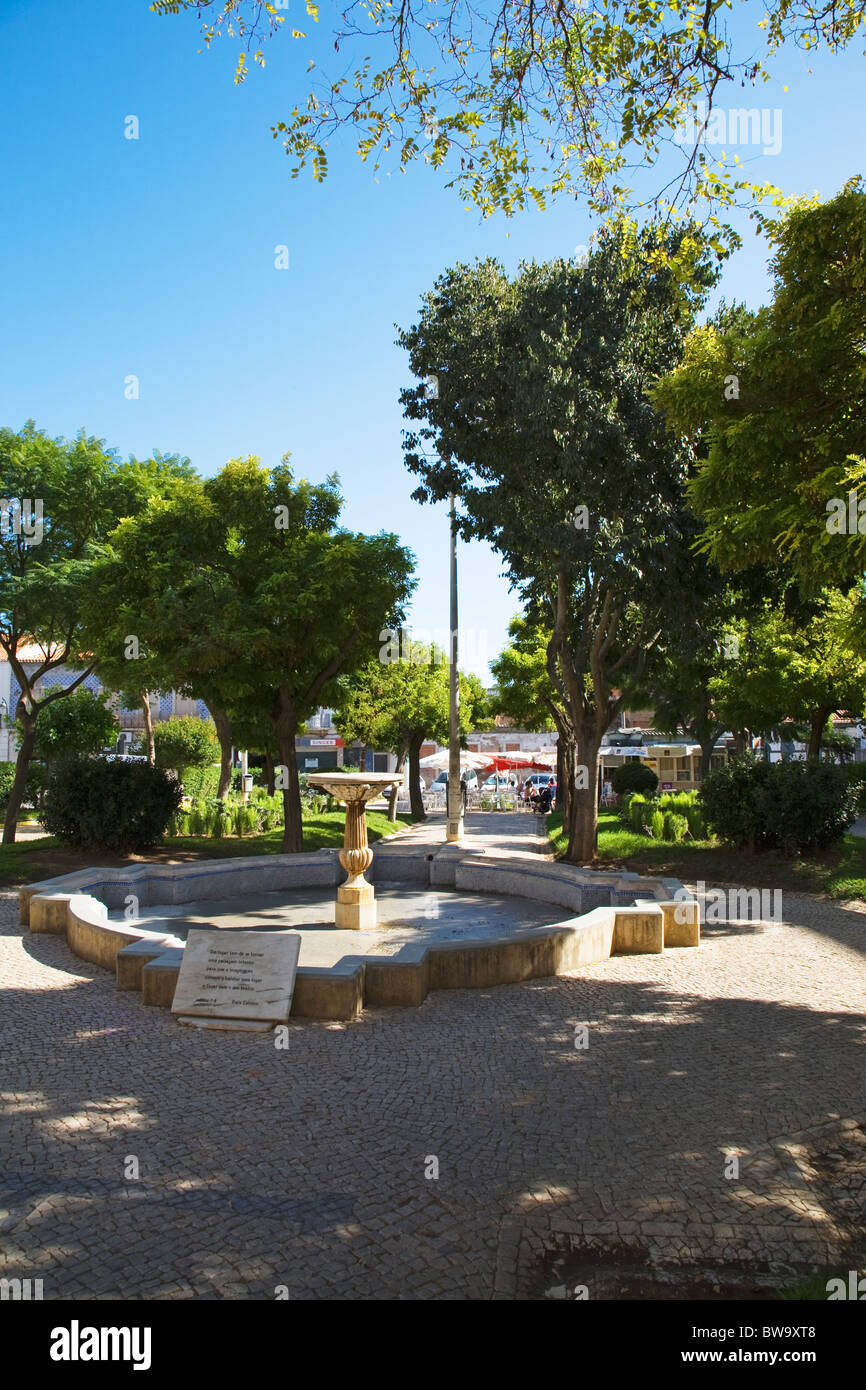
(548, 809), (866, 900)
(0, 810), (415, 888)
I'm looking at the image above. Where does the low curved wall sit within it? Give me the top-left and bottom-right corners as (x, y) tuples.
(20, 849), (343, 922)
(22, 844), (699, 1021)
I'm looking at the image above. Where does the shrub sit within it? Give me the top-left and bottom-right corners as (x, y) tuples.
(611, 761), (659, 797)
(650, 809), (664, 839)
(248, 790), (283, 831)
(233, 803), (259, 837)
(166, 809), (190, 837)
(0, 761), (49, 813)
(662, 811), (688, 843)
(24, 689), (118, 765)
(24, 761), (49, 810)
(41, 757), (181, 852)
(0, 761), (15, 810)
(628, 794), (647, 831)
(699, 756), (858, 854)
(842, 762), (866, 811)
(153, 717), (220, 780)
(685, 804), (706, 840)
(186, 802), (212, 837)
(181, 763), (221, 800)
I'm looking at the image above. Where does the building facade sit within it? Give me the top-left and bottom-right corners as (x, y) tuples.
(0, 648), (212, 762)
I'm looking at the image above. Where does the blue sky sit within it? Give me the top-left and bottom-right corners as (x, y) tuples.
(1, 0), (863, 675)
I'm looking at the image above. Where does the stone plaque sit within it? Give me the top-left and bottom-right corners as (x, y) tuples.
(171, 929), (301, 1023)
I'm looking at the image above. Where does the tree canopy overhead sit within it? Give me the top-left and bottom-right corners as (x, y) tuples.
(153, 0), (865, 239)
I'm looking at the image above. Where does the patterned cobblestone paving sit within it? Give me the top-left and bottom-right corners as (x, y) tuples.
(1, 862), (864, 1299)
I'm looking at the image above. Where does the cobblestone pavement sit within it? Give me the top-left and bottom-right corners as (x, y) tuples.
(374, 808), (549, 857)
(1, 874), (864, 1300)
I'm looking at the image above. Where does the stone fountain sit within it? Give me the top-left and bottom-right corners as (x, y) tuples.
(305, 771), (398, 929)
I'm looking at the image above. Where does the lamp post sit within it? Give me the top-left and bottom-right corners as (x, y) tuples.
(446, 493), (464, 842)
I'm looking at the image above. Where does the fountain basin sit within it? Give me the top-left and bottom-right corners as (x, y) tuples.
(21, 839), (699, 1021)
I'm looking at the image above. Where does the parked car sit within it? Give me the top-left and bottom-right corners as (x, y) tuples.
(430, 769), (479, 790)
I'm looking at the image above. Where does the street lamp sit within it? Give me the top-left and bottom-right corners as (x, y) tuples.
(446, 492), (464, 842)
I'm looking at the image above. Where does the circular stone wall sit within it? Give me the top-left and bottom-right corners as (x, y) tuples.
(21, 841), (699, 1020)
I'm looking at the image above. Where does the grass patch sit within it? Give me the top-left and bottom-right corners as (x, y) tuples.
(548, 810), (866, 900)
(0, 811), (414, 889)
(0, 836), (64, 886)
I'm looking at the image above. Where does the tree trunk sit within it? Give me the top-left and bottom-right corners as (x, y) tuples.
(2, 712), (36, 845)
(733, 729), (748, 758)
(408, 732), (426, 820)
(388, 751), (406, 822)
(263, 752), (276, 797)
(211, 706), (234, 799)
(140, 691), (155, 765)
(807, 707), (832, 762)
(566, 727), (603, 863)
(556, 729), (576, 825)
(543, 693), (574, 823)
(699, 736), (719, 780)
(273, 688), (303, 852)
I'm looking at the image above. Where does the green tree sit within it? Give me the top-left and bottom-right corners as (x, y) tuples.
(100, 458), (415, 851)
(490, 617), (557, 735)
(635, 570), (766, 777)
(710, 589), (866, 761)
(152, 0), (864, 236)
(335, 634), (487, 820)
(153, 715), (221, 786)
(398, 226), (715, 861)
(610, 762), (658, 797)
(78, 459), (239, 781)
(0, 424), (191, 842)
(489, 614), (577, 821)
(23, 688), (118, 766)
(652, 180), (866, 591)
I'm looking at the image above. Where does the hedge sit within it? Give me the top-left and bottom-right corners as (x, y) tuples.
(41, 757), (182, 852)
(699, 757), (858, 854)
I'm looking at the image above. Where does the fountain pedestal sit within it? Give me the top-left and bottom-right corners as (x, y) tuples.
(305, 773), (398, 930)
